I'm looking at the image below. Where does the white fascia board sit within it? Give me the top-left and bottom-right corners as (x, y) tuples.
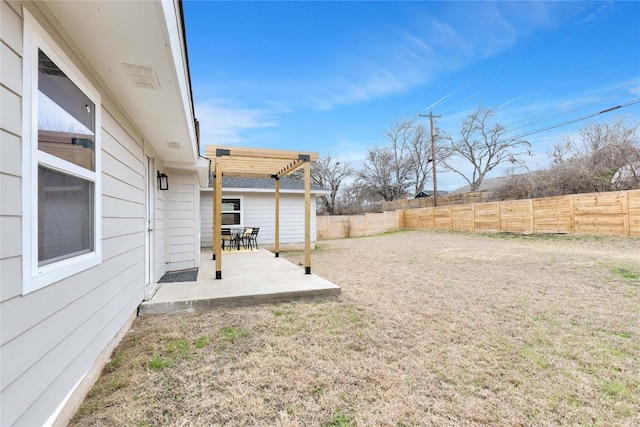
(160, 0), (198, 163)
(164, 157), (211, 186)
(200, 187), (331, 196)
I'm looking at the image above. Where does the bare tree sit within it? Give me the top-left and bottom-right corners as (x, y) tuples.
(358, 147), (400, 201)
(359, 118), (433, 201)
(311, 155), (354, 215)
(408, 121), (433, 195)
(384, 119), (415, 199)
(550, 117), (640, 192)
(339, 179), (383, 214)
(440, 106), (530, 191)
(491, 118), (640, 201)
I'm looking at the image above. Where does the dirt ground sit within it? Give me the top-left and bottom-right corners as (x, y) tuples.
(71, 231), (639, 426)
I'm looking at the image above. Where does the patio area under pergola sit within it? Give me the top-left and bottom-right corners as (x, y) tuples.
(205, 145), (320, 280)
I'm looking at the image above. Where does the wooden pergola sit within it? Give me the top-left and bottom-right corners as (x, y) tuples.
(204, 146), (319, 279)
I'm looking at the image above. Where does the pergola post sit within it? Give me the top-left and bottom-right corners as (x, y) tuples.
(304, 160), (311, 274)
(274, 176), (280, 258)
(213, 156), (223, 279)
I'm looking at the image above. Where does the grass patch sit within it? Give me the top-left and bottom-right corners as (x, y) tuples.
(612, 331), (633, 339)
(610, 267), (640, 281)
(167, 339), (191, 359)
(104, 354), (123, 373)
(603, 380), (630, 399)
(195, 335), (211, 349)
(596, 343), (627, 358)
(322, 410), (356, 427)
(148, 355), (171, 370)
(521, 345), (550, 369)
(219, 326), (250, 342)
(483, 232), (605, 243)
(326, 306), (363, 334)
(108, 375), (129, 391)
(274, 310), (296, 322)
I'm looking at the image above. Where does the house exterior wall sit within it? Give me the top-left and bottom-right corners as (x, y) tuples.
(0, 2), (184, 424)
(166, 170), (201, 271)
(200, 190), (318, 250)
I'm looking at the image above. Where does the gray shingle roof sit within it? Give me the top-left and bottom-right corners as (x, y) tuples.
(207, 175), (327, 192)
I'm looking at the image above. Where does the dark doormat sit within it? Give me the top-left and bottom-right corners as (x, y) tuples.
(158, 268), (199, 283)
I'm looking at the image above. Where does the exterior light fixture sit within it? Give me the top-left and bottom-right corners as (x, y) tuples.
(157, 171), (169, 190)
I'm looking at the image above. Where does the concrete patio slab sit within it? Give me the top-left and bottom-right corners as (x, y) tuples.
(138, 249), (341, 315)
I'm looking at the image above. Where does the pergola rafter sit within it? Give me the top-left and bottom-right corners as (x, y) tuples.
(204, 146), (319, 279)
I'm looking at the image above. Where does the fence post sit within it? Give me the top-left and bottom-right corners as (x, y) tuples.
(472, 203), (476, 233)
(364, 214), (368, 236)
(449, 205), (454, 230)
(497, 201), (502, 233)
(432, 207), (436, 230)
(530, 199), (535, 234)
(569, 195), (575, 235)
(622, 191), (630, 237)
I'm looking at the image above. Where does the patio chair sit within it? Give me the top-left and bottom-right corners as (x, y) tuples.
(239, 227), (253, 249)
(247, 227), (259, 250)
(221, 228), (238, 251)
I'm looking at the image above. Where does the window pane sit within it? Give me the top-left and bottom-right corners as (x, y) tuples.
(38, 166), (94, 266)
(221, 199), (240, 211)
(222, 213), (241, 226)
(38, 49), (95, 171)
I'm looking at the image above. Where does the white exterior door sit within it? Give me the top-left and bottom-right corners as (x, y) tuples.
(144, 155), (156, 298)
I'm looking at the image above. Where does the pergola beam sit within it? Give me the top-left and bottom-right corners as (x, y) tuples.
(278, 159), (306, 177)
(206, 146), (319, 161)
(221, 172), (274, 179)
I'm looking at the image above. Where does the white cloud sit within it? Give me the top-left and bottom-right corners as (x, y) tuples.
(195, 99), (279, 146)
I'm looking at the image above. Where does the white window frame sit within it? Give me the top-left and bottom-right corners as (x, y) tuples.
(22, 10), (102, 294)
(221, 196), (244, 227)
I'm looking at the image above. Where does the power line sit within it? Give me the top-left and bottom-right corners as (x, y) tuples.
(424, 2), (637, 128)
(496, 35), (640, 114)
(496, 99), (640, 144)
(502, 84), (639, 135)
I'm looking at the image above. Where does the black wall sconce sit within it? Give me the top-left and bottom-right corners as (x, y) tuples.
(157, 171), (169, 190)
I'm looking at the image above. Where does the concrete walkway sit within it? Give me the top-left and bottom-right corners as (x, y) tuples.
(139, 249), (341, 315)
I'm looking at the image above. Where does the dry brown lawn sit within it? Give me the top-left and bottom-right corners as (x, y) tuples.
(71, 231), (639, 426)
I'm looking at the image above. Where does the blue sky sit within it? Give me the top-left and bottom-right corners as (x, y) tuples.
(184, 1), (640, 191)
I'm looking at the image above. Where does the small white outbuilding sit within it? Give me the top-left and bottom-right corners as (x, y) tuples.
(201, 176), (330, 251)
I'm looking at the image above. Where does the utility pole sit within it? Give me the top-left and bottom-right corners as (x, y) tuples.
(419, 111), (441, 206)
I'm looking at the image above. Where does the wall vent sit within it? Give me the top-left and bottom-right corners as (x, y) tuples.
(122, 63), (160, 90)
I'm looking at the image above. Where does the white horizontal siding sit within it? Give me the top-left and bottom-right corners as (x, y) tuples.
(199, 191), (318, 248)
(166, 171), (199, 271)
(5, 261), (143, 426)
(1, 41), (22, 94)
(201, 191), (214, 246)
(1, 85), (21, 136)
(0, 0), (23, 305)
(1, 1), (23, 55)
(0, 4), (156, 421)
(0, 130), (22, 177)
(0, 104), (149, 425)
(154, 190), (166, 281)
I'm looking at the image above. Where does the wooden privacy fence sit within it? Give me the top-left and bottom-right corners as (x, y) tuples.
(316, 211), (404, 239)
(317, 189), (640, 239)
(381, 190), (490, 210)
